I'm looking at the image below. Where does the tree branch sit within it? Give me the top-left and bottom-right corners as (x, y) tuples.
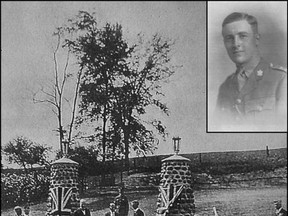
(53, 31), (61, 97)
(68, 69), (82, 142)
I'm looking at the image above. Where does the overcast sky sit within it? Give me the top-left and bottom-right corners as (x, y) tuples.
(1, 2), (286, 168)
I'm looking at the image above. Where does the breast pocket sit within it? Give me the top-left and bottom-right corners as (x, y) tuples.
(244, 97), (276, 113)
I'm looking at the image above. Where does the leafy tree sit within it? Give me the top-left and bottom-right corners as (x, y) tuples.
(60, 11), (178, 169)
(111, 32), (177, 168)
(62, 11), (133, 164)
(69, 146), (99, 176)
(2, 136), (51, 176)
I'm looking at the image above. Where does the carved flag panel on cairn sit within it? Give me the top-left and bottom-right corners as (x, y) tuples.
(46, 157), (79, 216)
(156, 154), (195, 216)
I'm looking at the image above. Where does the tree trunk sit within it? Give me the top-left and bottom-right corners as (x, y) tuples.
(68, 70), (82, 144)
(58, 105), (63, 157)
(102, 106), (107, 163)
(22, 162), (29, 178)
(111, 129), (116, 181)
(124, 124), (129, 172)
(101, 105), (107, 184)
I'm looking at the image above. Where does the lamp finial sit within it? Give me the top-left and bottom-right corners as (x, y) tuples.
(172, 136), (181, 155)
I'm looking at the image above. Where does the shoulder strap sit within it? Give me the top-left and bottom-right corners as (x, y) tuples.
(270, 63), (287, 73)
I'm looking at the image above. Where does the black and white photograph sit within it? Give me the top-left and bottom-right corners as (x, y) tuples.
(207, 1), (287, 132)
(1, 2), (287, 216)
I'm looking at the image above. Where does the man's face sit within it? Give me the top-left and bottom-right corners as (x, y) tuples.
(80, 201), (86, 209)
(222, 20), (259, 66)
(132, 202), (138, 210)
(15, 209), (22, 216)
(275, 203), (281, 210)
(24, 207), (30, 215)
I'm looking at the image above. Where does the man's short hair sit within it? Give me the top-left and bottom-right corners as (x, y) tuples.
(274, 200), (282, 205)
(222, 12), (258, 34)
(110, 203), (116, 208)
(132, 200), (139, 205)
(14, 206), (21, 210)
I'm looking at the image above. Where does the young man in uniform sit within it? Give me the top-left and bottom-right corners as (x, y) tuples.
(215, 12), (287, 131)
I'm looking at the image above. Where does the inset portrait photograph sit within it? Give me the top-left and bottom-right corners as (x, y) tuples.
(207, 2), (287, 132)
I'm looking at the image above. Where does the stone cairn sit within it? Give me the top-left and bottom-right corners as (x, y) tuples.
(156, 137), (195, 216)
(46, 153), (79, 216)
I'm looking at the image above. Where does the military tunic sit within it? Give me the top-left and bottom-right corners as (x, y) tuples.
(275, 208), (287, 216)
(114, 194), (129, 216)
(133, 208), (145, 216)
(215, 58), (287, 130)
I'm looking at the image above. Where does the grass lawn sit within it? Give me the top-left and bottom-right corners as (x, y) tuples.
(1, 186), (286, 216)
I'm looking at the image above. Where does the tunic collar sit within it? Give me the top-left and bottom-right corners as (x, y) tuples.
(237, 58), (268, 97)
(276, 207), (283, 214)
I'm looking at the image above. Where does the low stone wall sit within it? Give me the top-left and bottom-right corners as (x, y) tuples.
(125, 167), (287, 189)
(124, 172), (160, 187)
(193, 167), (287, 189)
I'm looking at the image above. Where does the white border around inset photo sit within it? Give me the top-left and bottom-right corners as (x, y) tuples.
(207, 1), (287, 132)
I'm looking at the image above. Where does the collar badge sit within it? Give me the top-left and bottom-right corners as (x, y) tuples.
(257, 70), (263, 77)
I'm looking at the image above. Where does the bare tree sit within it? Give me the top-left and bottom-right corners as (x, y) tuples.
(33, 28), (82, 156)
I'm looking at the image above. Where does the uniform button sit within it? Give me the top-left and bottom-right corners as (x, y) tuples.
(236, 99), (241, 104)
(257, 105), (263, 111)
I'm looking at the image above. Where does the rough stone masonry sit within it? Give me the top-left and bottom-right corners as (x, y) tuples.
(46, 157), (80, 215)
(156, 154), (195, 216)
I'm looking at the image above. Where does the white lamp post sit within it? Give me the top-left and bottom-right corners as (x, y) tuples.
(172, 136), (181, 155)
